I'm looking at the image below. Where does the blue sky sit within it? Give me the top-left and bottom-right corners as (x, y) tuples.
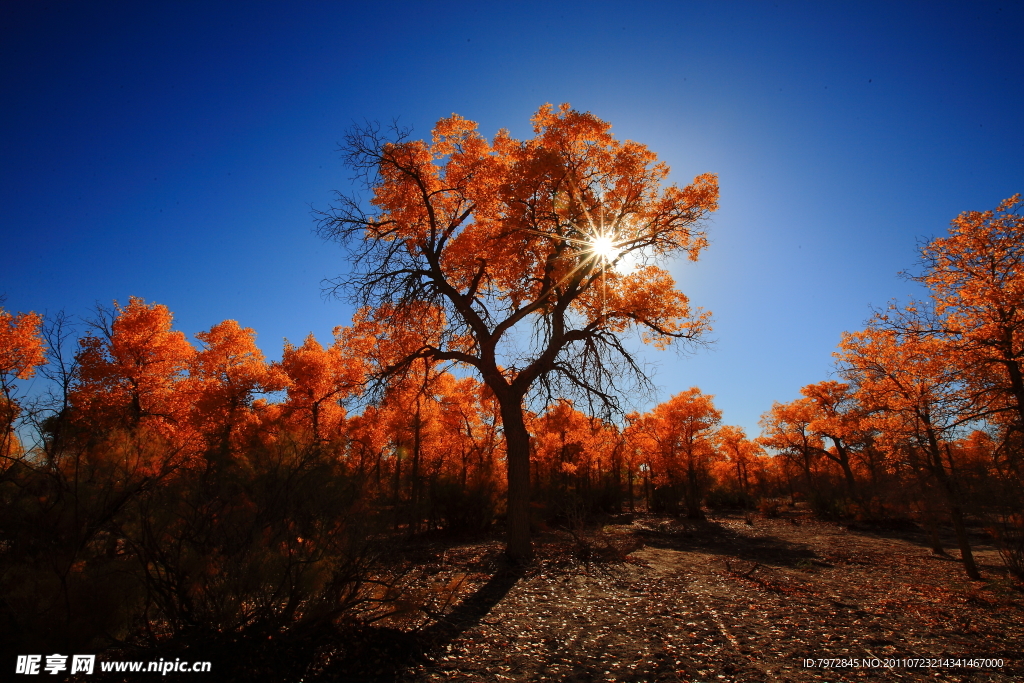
(3, 1), (1022, 437)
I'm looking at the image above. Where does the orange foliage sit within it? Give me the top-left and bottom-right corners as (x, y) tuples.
(628, 387), (721, 518)
(837, 326), (981, 452)
(532, 400), (618, 495)
(0, 308), (46, 384)
(72, 297), (194, 435)
(321, 104), (719, 558)
(333, 104), (718, 370)
(717, 425), (761, 499)
(758, 397), (822, 490)
(912, 194), (1024, 428)
(0, 306), (46, 457)
(279, 333), (364, 443)
(344, 363), (503, 532)
(190, 319), (287, 452)
(799, 380), (864, 494)
(837, 324), (985, 578)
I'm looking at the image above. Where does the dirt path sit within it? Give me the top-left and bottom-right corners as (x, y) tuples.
(396, 513), (1023, 682)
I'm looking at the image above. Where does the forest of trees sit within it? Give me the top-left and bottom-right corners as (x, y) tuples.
(1, 106), (1021, 674)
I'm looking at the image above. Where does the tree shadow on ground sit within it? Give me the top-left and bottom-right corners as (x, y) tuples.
(312, 559), (526, 683)
(845, 516), (998, 550)
(419, 560), (525, 645)
(88, 547), (524, 683)
(633, 517), (819, 568)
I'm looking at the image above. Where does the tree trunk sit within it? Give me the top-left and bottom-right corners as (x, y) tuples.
(392, 445), (402, 531)
(499, 398), (533, 563)
(410, 404), (421, 534)
(924, 437), (982, 580)
(644, 467), (651, 511)
(685, 454), (703, 519)
(611, 441), (623, 513)
(914, 467), (946, 555)
(948, 503), (982, 580)
(311, 399), (321, 444)
(926, 516), (945, 555)
(1000, 352), (1024, 429)
(829, 439), (858, 501)
(627, 465), (635, 512)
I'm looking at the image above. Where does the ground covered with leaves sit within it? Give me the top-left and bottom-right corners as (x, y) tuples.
(85, 509), (1022, 682)
(319, 509), (1023, 683)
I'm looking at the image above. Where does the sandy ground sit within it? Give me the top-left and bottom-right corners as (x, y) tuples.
(376, 511), (1024, 683)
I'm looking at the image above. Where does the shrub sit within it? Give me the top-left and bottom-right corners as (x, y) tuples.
(809, 492), (852, 520)
(705, 485), (752, 510)
(989, 515), (1024, 581)
(757, 497), (782, 518)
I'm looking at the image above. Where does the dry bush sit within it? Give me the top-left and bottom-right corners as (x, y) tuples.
(757, 497), (783, 518)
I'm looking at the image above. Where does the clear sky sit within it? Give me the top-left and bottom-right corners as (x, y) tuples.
(3, 1), (1022, 437)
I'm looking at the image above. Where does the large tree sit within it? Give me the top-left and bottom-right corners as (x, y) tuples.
(318, 104), (718, 560)
(837, 324), (988, 579)
(911, 194), (1024, 430)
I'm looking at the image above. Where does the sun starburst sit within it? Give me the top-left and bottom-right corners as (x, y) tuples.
(590, 234), (619, 264)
